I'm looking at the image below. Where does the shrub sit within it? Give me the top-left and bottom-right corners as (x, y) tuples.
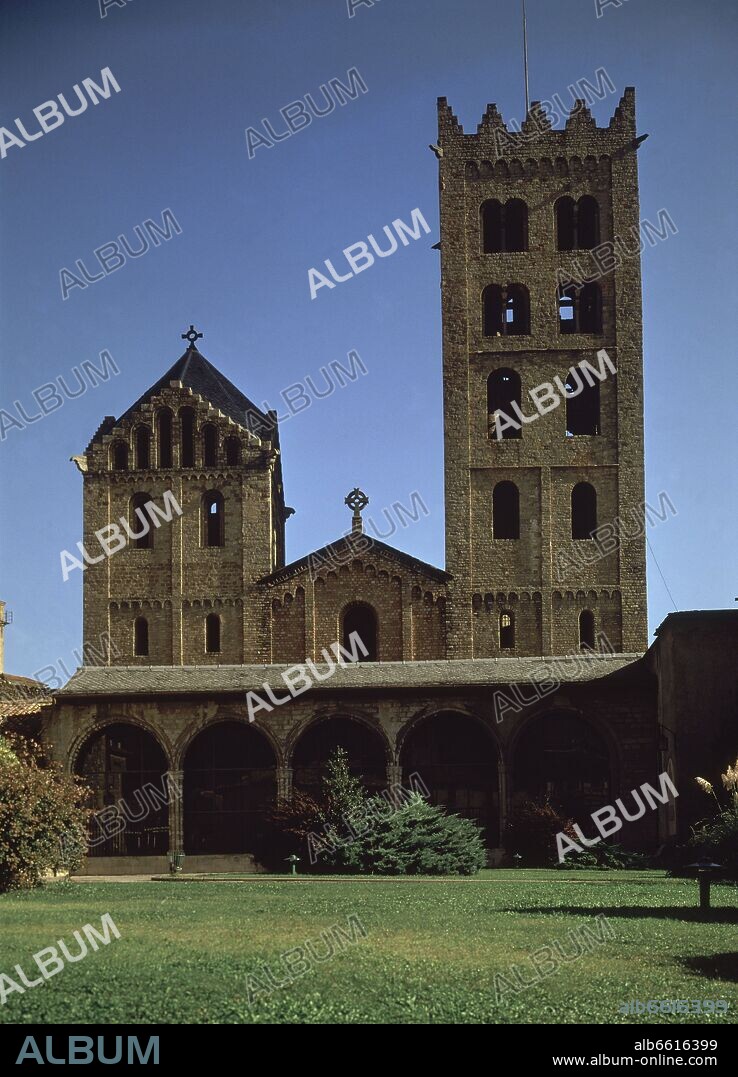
(503, 799), (577, 867)
(683, 758), (738, 879)
(260, 747), (486, 876)
(686, 806), (738, 879)
(563, 842), (650, 870)
(0, 735), (91, 892)
(356, 795), (487, 876)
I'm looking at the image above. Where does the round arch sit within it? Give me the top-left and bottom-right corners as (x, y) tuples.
(398, 709), (501, 845)
(182, 720), (277, 855)
(69, 714), (172, 776)
(74, 721), (170, 857)
(173, 713), (284, 771)
(510, 708), (615, 821)
(290, 713), (389, 797)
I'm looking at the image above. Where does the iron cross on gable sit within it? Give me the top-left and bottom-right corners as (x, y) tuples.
(345, 488), (369, 536)
(182, 325), (203, 348)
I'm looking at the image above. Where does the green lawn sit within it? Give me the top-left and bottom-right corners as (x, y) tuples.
(0, 870), (735, 1024)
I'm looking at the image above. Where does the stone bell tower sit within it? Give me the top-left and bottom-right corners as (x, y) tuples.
(77, 328), (287, 666)
(437, 89), (648, 659)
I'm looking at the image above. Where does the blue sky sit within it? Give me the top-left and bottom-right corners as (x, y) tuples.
(0, 0), (736, 678)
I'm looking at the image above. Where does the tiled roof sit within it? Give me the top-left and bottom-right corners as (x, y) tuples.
(116, 347), (273, 437)
(0, 675), (53, 720)
(56, 654), (646, 698)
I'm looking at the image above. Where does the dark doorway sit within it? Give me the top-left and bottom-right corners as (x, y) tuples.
(75, 723), (168, 857)
(400, 712), (499, 845)
(183, 722), (276, 854)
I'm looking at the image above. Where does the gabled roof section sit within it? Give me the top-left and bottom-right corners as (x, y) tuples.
(0, 674), (53, 723)
(56, 654), (647, 698)
(117, 346), (274, 437)
(260, 534), (450, 586)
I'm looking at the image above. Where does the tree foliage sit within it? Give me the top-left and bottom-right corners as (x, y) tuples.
(0, 734), (91, 892)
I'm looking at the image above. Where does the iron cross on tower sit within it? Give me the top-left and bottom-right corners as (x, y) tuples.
(181, 325), (203, 348)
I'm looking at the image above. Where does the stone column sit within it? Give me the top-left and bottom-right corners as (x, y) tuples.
(167, 770), (184, 853)
(276, 766), (293, 804)
(497, 759), (508, 849)
(386, 763), (403, 788)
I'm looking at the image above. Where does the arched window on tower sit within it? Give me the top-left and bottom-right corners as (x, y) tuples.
(480, 199), (528, 253)
(342, 602), (378, 662)
(134, 616), (149, 657)
(505, 285), (530, 335)
(577, 196), (600, 249)
(504, 199), (528, 251)
(558, 285), (578, 334)
(565, 370), (600, 436)
(157, 409), (173, 469)
(135, 426), (151, 470)
(571, 482), (597, 539)
(480, 200), (503, 253)
(202, 491), (225, 548)
(129, 493), (153, 549)
(558, 283), (602, 334)
(499, 611), (515, 649)
(224, 436), (241, 466)
(579, 282), (602, 333)
(492, 481), (520, 539)
(487, 369), (522, 440)
(579, 610), (596, 650)
(556, 195), (600, 250)
(482, 284), (504, 336)
(202, 424), (218, 468)
(556, 196), (576, 250)
(179, 407), (195, 468)
(111, 441), (128, 471)
(205, 613), (221, 654)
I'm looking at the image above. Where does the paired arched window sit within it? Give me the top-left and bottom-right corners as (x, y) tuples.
(492, 481), (520, 539)
(487, 369), (522, 440)
(225, 436), (241, 466)
(483, 284), (530, 337)
(134, 616), (149, 657)
(579, 610), (595, 650)
(558, 283), (602, 334)
(202, 424), (218, 468)
(179, 407), (195, 468)
(202, 491), (225, 547)
(129, 493), (153, 549)
(480, 199), (528, 253)
(565, 369), (600, 436)
(571, 482), (597, 539)
(499, 611), (515, 649)
(205, 613), (221, 654)
(111, 441), (128, 471)
(342, 602), (378, 662)
(135, 426), (151, 470)
(157, 409), (173, 469)
(556, 195), (600, 250)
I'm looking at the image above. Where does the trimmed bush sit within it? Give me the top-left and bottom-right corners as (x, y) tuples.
(0, 735), (90, 892)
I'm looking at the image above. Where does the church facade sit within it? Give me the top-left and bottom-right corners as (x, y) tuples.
(43, 89), (684, 872)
